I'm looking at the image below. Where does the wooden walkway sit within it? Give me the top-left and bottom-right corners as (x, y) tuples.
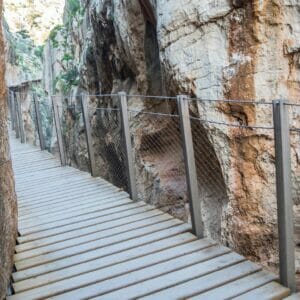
(8, 136), (293, 299)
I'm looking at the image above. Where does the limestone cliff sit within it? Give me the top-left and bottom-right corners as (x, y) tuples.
(40, 0), (300, 273)
(0, 1), (17, 298)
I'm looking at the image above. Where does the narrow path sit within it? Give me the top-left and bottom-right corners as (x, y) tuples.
(8, 136), (292, 299)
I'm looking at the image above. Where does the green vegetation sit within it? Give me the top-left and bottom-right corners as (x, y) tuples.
(54, 67), (80, 94)
(6, 27), (43, 80)
(49, 25), (64, 48)
(16, 29), (30, 39)
(68, 0), (81, 17)
(34, 45), (44, 59)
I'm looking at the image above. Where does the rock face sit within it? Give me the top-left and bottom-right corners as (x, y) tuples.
(4, 22), (43, 87)
(40, 0), (300, 272)
(4, 0), (64, 45)
(0, 0), (18, 297)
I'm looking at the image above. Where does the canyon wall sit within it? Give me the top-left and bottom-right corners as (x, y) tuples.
(38, 0), (300, 272)
(0, 1), (17, 298)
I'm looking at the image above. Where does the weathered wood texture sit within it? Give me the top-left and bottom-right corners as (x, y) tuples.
(7, 136), (292, 300)
(0, 3), (18, 298)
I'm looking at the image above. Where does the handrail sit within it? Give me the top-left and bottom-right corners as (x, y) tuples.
(7, 89), (298, 292)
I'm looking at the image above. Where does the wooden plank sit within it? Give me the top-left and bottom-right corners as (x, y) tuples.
(18, 187), (123, 218)
(14, 162), (61, 172)
(19, 196), (131, 233)
(18, 189), (134, 218)
(233, 282), (290, 299)
(14, 165), (61, 175)
(13, 234), (200, 293)
(18, 202), (145, 237)
(16, 174), (93, 195)
(16, 203), (148, 249)
(18, 177), (119, 199)
(12, 223), (190, 282)
(13, 165), (62, 175)
(18, 195), (130, 231)
(138, 261), (261, 300)
(15, 215), (180, 263)
(12, 241), (226, 299)
(17, 185), (123, 209)
(19, 191), (127, 216)
(189, 270), (277, 299)
(15, 214), (176, 270)
(12, 156), (55, 165)
(50, 252), (244, 300)
(18, 181), (119, 205)
(18, 189), (127, 219)
(18, 181), (124, 203)
(12, 155), (54, 164)
(16, 177), (90, 194)
(15, 209), (165, 260)
(18, 192), (120, 216)
(20, 189), (120, 211)
(14, 169), (83, 186)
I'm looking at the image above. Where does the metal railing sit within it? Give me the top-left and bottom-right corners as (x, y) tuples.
(7, 89), (299, 293)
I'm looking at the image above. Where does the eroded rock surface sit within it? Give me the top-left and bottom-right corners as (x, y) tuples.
(31, 0), (300, 272)
(0, 0), (17, 297)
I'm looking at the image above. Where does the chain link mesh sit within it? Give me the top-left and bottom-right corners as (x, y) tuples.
(90, 95), (128, 191)
(14, 92), (37, 146)
(9, 91), (300, 282)
(187, 98), (277, 268)
(128, 96), (188, 221)
(287, 104), (300, 285)
(56, 96), (89, 171)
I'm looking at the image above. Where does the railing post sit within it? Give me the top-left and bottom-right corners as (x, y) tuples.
(81, 93), (97, 177)
(177, 95), (204, 238)
(52, 96), (67, 166)
(7, 91), (12, 129)
(273, 100), (296, 293)
(33, 93), (46, 150)
(119, 92), (138, 201)
(13, 93), (20, 139)
(9, 91), (16, 131)
(15, 92), (26, 143)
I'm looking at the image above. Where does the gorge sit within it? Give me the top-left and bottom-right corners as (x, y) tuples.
(3, 1), (300, 296)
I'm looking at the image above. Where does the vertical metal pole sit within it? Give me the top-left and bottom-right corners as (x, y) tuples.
(7, 91), (12, 129)
(33, 93), (46, 150)
(177, 95), (204, 238)
(15, 92), (26, 143)
(273, 100), (296, 293)
(52, 96), (67, 166)
(13, 93), (20, 139)
(81, 93), (97, 176)
(9, 91), (15, 130)
(119, 92), (138, 201)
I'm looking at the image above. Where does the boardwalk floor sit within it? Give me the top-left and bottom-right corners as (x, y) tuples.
(8, 136), (292, 299)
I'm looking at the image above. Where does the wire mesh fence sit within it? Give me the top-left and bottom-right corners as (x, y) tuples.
(286, 103), (300, 286)
(8, 89), (300, 290)
(53, 95), (90, 171)
(90, 94), (128, 191)
(287, 104), (300, 206)
(187, 98), (277, 246)
(38, 100), (56, 152)
(127, 95), (187, 220)
(18, 92), (38, 146)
